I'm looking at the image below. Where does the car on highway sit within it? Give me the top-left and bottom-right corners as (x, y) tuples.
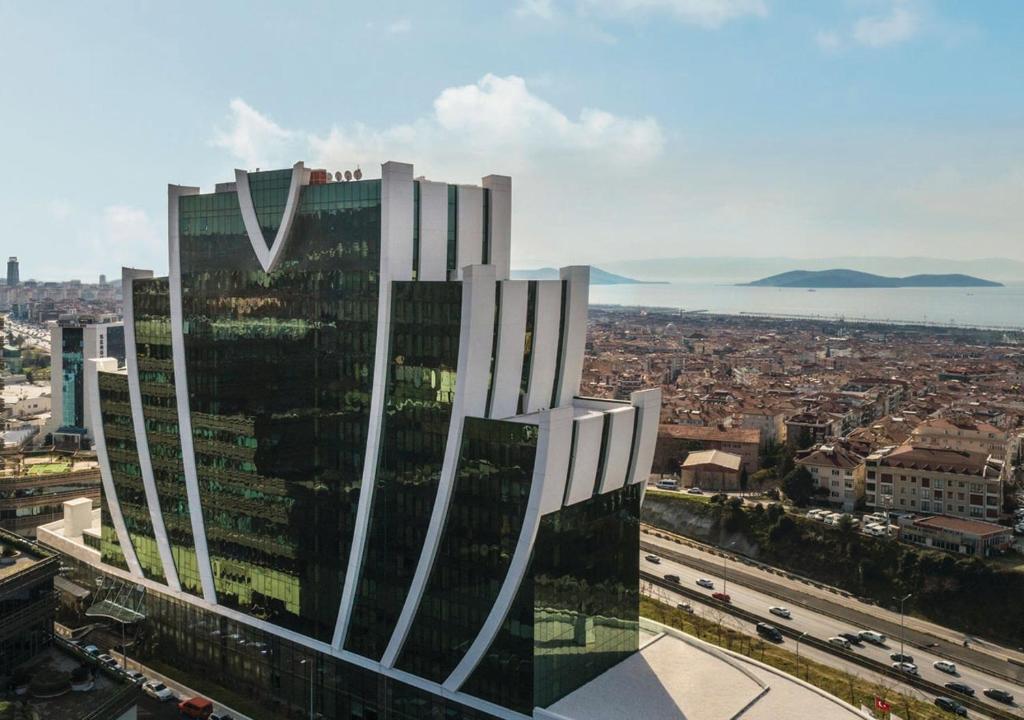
(696, 578), (715, 589)
(645, 554), (662, 564)
(982, 688), (1014, 704)
(755, 622), (783, 642)
(768, 606), (791, 619)
(944, 682), (974, 697)
(663, 574), (681, 584)
(711, 592), (731, 604)
(837, 632), (863, 646)
(858, 630), (886, 645)
(143, 680), (175, 701)
(933, 697), (967, 716)
(827, 636), (852, 650)
(676, 602), (694, 613)
(933, 660), (957, 675)
(891, 661), (918, 675)
(890, 652), (914, 663)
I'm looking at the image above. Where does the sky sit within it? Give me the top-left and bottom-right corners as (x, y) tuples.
(1, 0), (1022, 280)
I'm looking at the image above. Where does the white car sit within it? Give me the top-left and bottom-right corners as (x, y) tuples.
(892, 661), (918, 675)
(769, 606), (792, 619)
(859, 630), (886, 645)
(933, 660), (957, 675)
(696, 578), (715, 589)
(828, 636), (852, 650)
(143, 680), (175, 701)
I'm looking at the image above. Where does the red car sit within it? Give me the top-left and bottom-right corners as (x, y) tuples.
(178, 697), (213, 719)
(712, 592), (732, 604)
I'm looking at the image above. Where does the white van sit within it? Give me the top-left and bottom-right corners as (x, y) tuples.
(655, 479), (679, 491)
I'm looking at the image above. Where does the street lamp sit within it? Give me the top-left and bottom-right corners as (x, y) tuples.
(299, 658), (314, 720)
(722, 541), (738, 596)
(795, 631), (808, 679)
(894, 593), (912, 659)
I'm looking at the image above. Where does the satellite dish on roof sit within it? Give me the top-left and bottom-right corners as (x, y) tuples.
(354, 167), (362, 180)
(344, 170), (352, 181)
(335, 171), (343, 182)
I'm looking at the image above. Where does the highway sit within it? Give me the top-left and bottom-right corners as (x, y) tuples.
(640, 546), (1024, 719)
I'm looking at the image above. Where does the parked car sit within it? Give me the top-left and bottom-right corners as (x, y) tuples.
(644, 554), (662, 564)
(687, 487), (704, 495)
(676, 602), (693, 613)
(210, 713), (235, 720)
(768, 606), (792, 619)
(97, 654), (120, 669)
(696, 578), (715, 589)
(837, 632), (862, 646)
(82, 644), (100, 657)
(933, 697), (967, 716)
(755, 622), (783, 642)
(123, 670), (146, 685)
(711, 592), (731, 604)
(143, 680), (175, 701)
(828, 636), (852, 650)
(892, 662), (919, 675)
(933, 660), (957, 675)
(178, 696), (214, 719)
(858, 630), (886, 645)
(983, 688), (1014, 704)
(663, 574), (681, 584)
(890, 652), (914, 663)
(944, 682), (974, 697)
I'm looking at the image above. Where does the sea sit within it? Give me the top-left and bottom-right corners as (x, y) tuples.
(588, 282), (1024, 331)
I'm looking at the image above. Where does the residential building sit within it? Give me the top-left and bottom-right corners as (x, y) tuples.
(0, 527), (59, 681)
(680, 449), (742, 491)
(654, 424), (760, 473)
(896, 515), (1012, 558)
(785, 411), (841, 449)
(910, 416), (1011, 457)
(37, 160), (665, 720)
(795, 443), (865, 512)
(865, 445), (1004, 521)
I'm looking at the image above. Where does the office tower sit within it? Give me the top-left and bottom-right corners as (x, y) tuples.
(6, 257), (19, 287)
(47, 161), (660, 719)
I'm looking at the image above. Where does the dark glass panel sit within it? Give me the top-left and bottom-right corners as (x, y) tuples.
(61, 327), (84, 427)
(447, 185), (458, 272)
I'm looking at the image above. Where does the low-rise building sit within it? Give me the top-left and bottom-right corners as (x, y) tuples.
(796, 443), (865, 512)
(897, 515), (1012, 558)
(655, 424), (761, 473)
(0, 527), (59, 681)
(910, 416), (1010, 457)
(681, 449), (743, 491)
(865, 445), (1004, 521)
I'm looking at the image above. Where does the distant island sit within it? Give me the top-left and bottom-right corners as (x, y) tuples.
(742, 269), (1003, 289)
(511, 267), (665, 285)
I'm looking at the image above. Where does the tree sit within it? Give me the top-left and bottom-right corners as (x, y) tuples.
(781, 466), (816, 507)
(739, 467), (749, 495)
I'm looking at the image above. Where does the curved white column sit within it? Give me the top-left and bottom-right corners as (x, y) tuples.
(86, 357), (144, 578)
(524, 281), (563, 413)
(168, 183), (218, 603)
(598, 405), (636, 494)
(443, 405), (573, 692)
(627, 388), (662, 486)
(380, 264), (497, 667)
(481, 175), (511, 280)
(122, 267), (181, 592)
(455, 185), (484, 276)
(418, 179), (449, 281)
(235, 162), (306, 274)
(333, 161), (415, 648)
(554, 266), (590, 407)
(487, 280), (528, 419)
(563, 411), (604, 505)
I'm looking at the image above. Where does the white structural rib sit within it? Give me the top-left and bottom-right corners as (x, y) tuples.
(417, 179), (449, 281)
(627, 388), (662, 486)
(487, 280), (528, 419)
(334, 161), (415, 649)
(598, 405), (636, 494)
(563, 411), (604, 505)
(481, 175), (511, 280)
(168, 183), (218, 603)
(456, 185), (484, 276)
(524, 281), (563, 413)
(444, 405), (574, 692)
(235, 162), (306, 274)
(86, 357), (144, 578)
(122, 266), (181, 592)
(554, 266), (590, 408)
(380, 263), (497, 667)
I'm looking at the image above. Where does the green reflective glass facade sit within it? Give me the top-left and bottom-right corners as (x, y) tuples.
(61, 326), (84, 427)
(396, 417), (538, 681)
(178, 179), (381, 640)
(97, 371), (165, 583)
(345, 280), (462, 659)
(462, 482), (640, 713)
(248, 168), (293, 249)
(133, 277), (202, 596)
(99, 498), (129, 572)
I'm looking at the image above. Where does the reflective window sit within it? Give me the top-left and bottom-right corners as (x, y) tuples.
(61, 327), (84, 428)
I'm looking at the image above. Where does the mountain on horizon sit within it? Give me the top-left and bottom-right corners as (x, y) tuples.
(510, 267), (663, 285)
(742, 268), (1003, 289)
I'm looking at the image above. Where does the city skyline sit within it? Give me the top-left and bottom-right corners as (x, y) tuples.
(2, 1), (1022, 279)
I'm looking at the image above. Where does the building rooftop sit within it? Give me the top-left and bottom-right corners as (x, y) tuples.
(682, 449), (742, 471)
(880, 445), (993, 476)
(659, 424), (761, 444)
(911, 514), (1010, 537)
(797, 444), (863, 470)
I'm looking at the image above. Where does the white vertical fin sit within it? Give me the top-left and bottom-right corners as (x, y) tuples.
(564, 411), (604, 505)
(418, 179), (449, 281)
(524, 281), (562, 413)
(234, 162), (307, 274)
(487, 281), (528, 419)
(481, 175), (511, 281)
(456, 186), (484, 277)
(555, 266), (590, 408)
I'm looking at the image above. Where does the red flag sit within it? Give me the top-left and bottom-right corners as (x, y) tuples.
(875, 697), (892, 712)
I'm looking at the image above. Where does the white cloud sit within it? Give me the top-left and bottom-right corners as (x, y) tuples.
(517, 0), (765, 28)
(212, 98), (297, 169)
(815, 30), (842, 52)
(99, 206), (160, 255)
(48, 199), (72, 221)
(386, 18), (412, 35)
(516, 0), (556, 20)
(852, 1), (919, 47)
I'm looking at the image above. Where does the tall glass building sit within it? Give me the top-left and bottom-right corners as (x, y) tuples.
(75, 161), (660, 719)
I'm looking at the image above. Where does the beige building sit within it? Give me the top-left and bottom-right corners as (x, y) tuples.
(897, 515), (1012, 558)
(795, 444), (865, 512)
(865, 445), (1004, 521)
(681, 450), (743, 491)
(910, 416), (1010, 457)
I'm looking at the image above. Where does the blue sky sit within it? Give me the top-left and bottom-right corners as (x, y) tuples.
(1, 0), (1021, 279)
